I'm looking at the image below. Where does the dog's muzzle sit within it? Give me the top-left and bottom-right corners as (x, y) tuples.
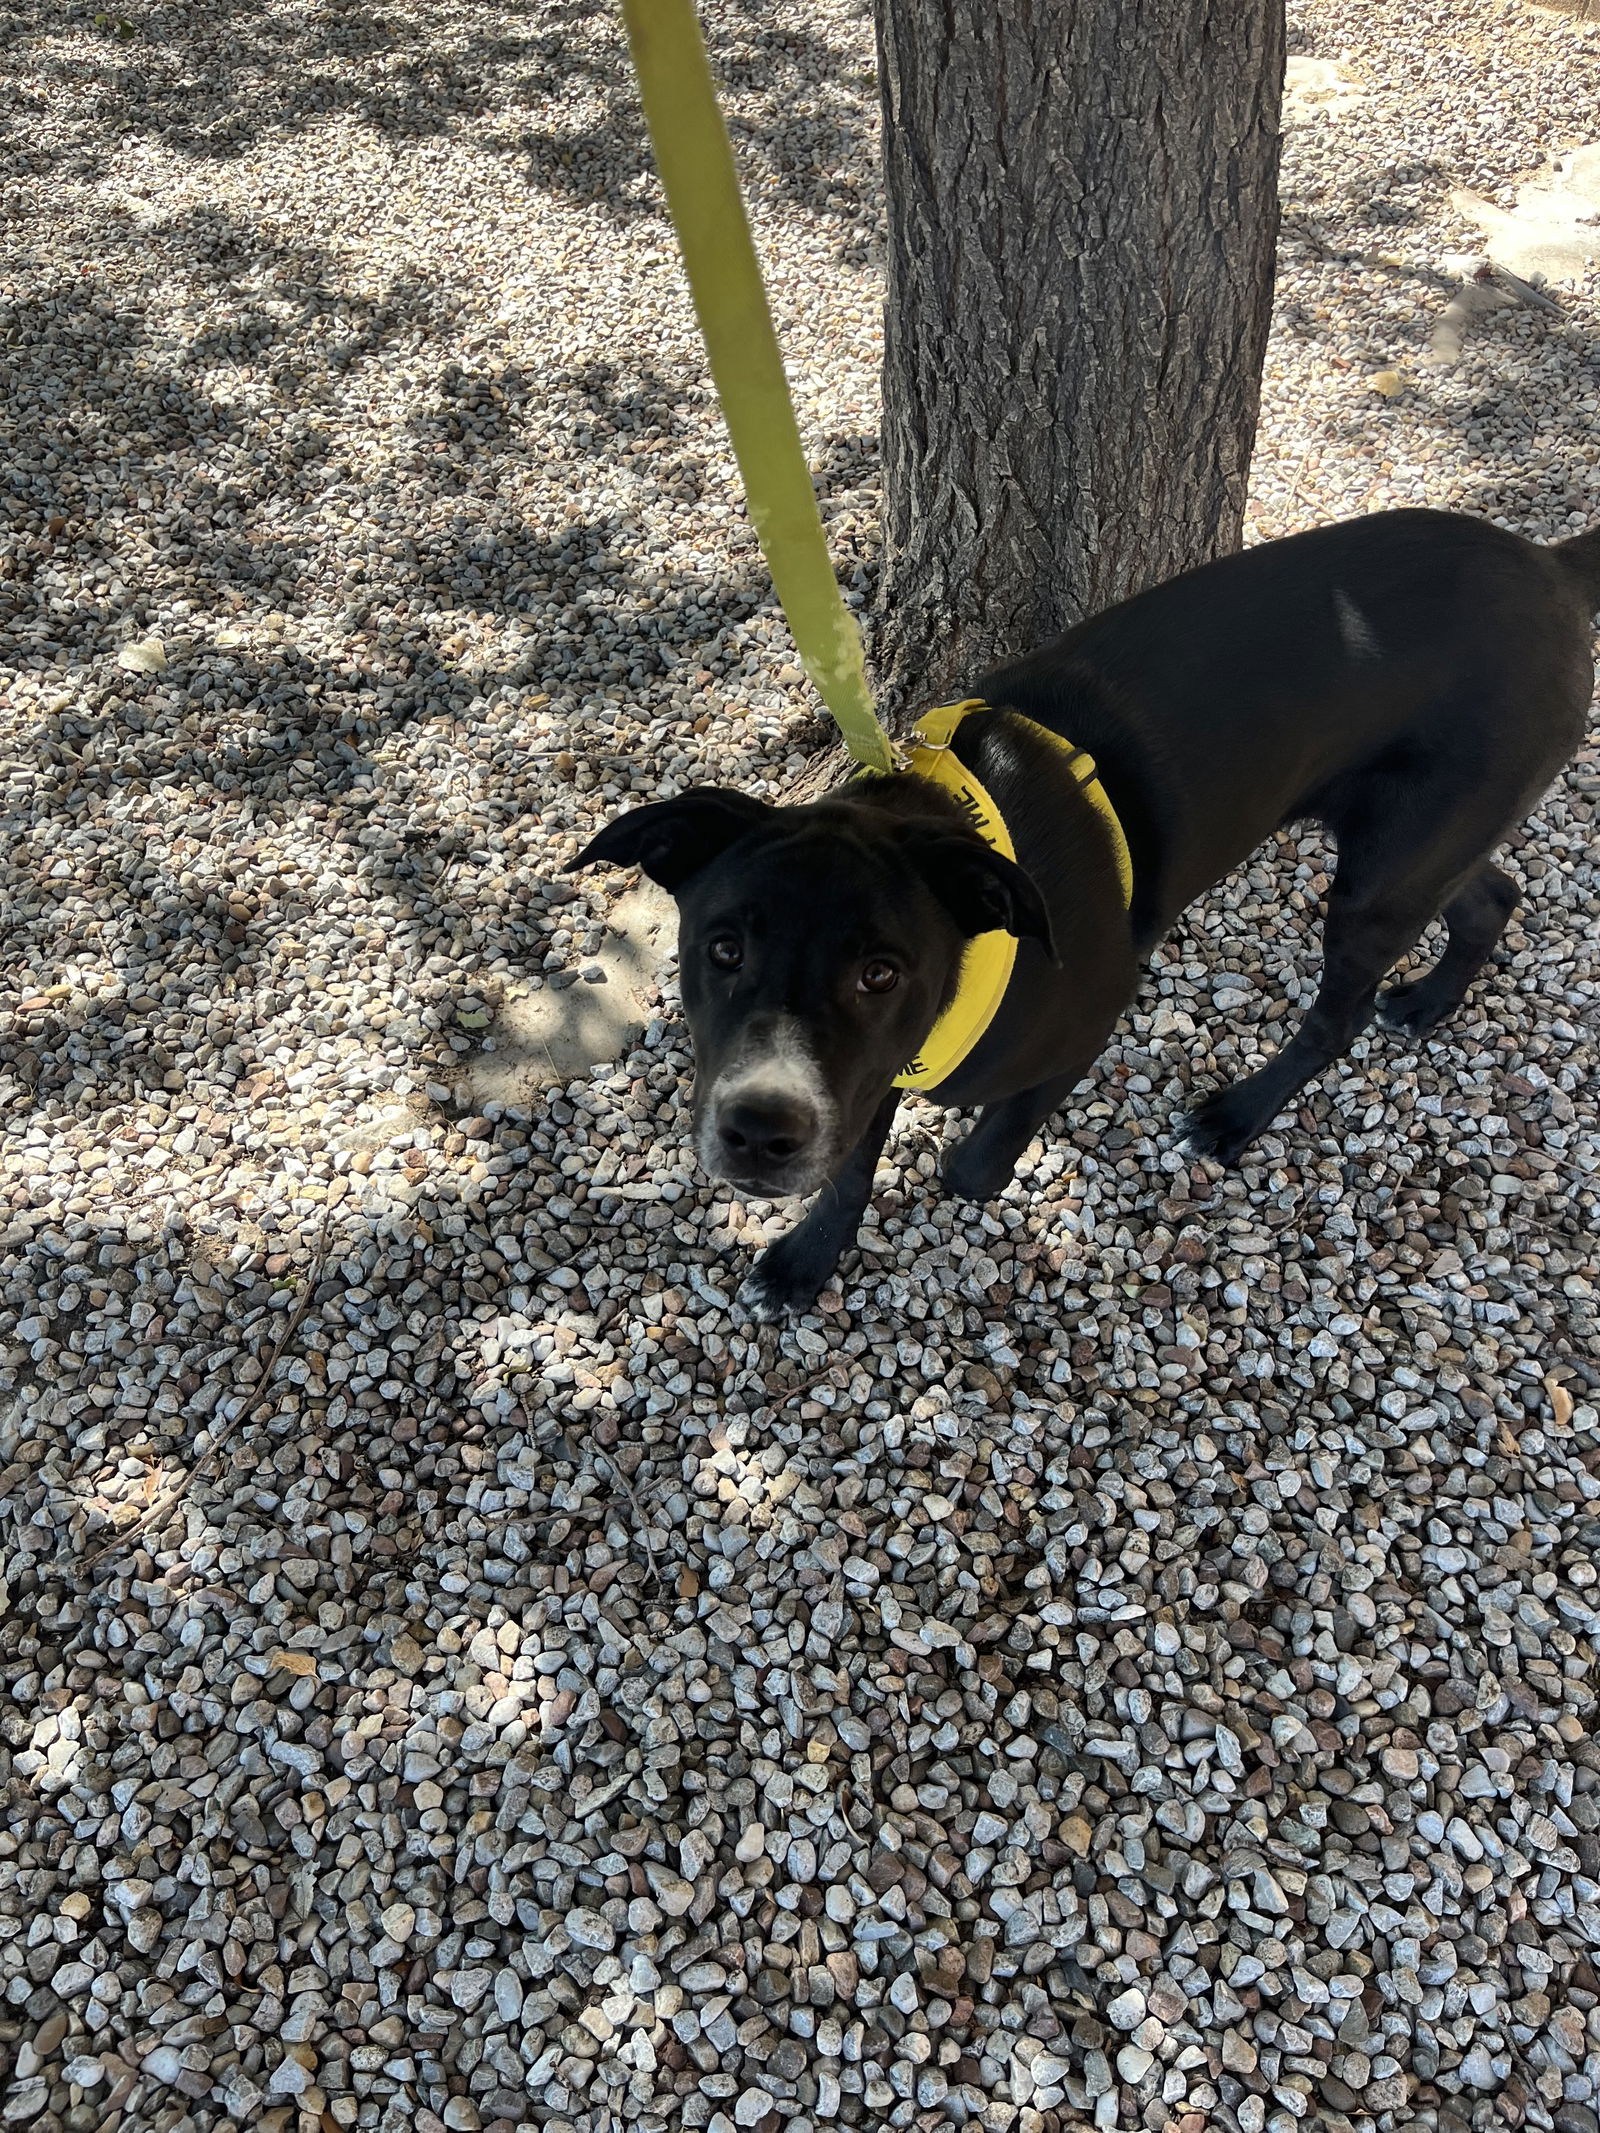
(697, 1020), (837, 1195)
(710, 1086), (822, 1189)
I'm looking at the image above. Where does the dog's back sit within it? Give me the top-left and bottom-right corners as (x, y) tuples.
(980, 509), (1596, 942)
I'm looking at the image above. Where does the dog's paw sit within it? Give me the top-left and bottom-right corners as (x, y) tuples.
(737, 1242), (831, 1323)
(1177, 1086), (1268, 1168)
(1375, 979), (1450, 1039)
(735, 1263), (795, 1324)
(941, 1138), (1015, 1205)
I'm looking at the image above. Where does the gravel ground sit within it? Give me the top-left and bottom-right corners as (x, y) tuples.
(3, 2), (1600, 2132)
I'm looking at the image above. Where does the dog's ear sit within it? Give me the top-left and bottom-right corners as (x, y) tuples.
(567, 788), (774, 893)
(901, 830), (1057, 961)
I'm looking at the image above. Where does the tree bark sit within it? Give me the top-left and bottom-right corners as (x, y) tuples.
(871, 0), (1286, 712)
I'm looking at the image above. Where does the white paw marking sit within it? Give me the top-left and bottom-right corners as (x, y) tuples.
(736, 1262), (794, 1324)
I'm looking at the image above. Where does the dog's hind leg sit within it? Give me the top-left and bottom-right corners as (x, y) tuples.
(1181, 819), (1496, 1166)
(1375, 861), (1518, 1038)
(738, 1088), (902, 1321)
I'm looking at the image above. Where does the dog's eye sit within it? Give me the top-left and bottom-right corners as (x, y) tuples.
(860, 960), (899, 994)
(708, 936), (743, 971)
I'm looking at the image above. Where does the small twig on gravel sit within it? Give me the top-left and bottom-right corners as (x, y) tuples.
(590, 1445), (666, 1589)
(491, 1451), (668, 1588)
(1485, 260), (1565, 314)
(768, 1360), (849, 1415)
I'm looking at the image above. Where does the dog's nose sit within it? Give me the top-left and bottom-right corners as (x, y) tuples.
(716, 1091), (817, 1172)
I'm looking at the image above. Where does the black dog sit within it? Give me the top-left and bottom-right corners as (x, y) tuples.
(574, 509), (1598, 1316)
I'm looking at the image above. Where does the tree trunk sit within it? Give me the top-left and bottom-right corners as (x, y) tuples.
(871, 0), (1286, 713)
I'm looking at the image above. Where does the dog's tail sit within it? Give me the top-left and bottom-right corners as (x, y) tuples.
(1556, 524), (1600, 611)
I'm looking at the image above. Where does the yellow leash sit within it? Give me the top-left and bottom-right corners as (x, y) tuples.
(620, 0), (897, 774)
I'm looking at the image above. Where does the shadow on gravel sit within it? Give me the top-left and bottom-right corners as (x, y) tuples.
(0, 1165), (679, 1977)
(3, 0), (880, 251)
(5, 1147), (1597, 2021)
(1269, 209), (1600, 538)
(2, 0), (882, 1137)
(1, 215), (864, 1131)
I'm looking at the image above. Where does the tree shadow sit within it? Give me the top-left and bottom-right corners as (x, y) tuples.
(1256, 201), (1600, 549)
(5, 0), (882, 258)
(2, 194), (878, 1136)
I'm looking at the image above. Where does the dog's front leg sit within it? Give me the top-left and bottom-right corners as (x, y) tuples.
(738, 1088), (902, 1322)
(943, 1063), (1094, 1204)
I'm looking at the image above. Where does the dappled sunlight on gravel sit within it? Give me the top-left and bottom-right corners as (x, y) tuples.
(2, 1), (1599, 2131)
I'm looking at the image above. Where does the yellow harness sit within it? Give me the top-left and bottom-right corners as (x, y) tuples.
(882, 699), (1133, 1092)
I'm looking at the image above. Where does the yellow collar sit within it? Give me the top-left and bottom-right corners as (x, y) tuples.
(882, 698), (1133, 1092)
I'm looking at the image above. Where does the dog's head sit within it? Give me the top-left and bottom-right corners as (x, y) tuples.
(570, 787), (1052, 1196)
